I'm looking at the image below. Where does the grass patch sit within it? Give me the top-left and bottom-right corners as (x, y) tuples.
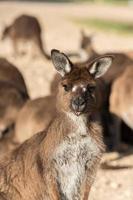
(73, 18), (133, 35)
(96, 0), (128, 6)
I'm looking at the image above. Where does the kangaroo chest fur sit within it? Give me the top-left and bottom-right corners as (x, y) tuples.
(54, 114), (100, 200)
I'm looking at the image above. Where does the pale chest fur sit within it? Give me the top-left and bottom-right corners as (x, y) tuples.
(53, 114), (101, 200)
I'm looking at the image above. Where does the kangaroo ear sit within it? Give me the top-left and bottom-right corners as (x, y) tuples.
(88, 55), (114, 79)
(51, 49), (72, 77)
(81, 29), (86, 37)
(89, 32), (95, 41)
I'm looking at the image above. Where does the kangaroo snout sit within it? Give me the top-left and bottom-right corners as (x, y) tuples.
(72, 96), (86, 115)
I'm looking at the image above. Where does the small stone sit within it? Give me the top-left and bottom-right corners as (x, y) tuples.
(110, 182), (119, 189)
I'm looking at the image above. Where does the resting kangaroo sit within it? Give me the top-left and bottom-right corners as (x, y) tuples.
(109, 66), (133, 145)
(2, 14), (50, 59)
(14, 65), (62, 143)
(0, 58), (29, 96)
(0, 50), (113, 200)
(79, 30), (98, 61)
(14, 96), (56, 143)
(0, 58), (29, 153)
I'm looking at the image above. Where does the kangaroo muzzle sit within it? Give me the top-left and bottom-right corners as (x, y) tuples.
(71, 96), (86, 116)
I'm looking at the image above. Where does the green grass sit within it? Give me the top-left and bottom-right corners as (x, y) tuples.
(20, 0), (128, 4)
(73, 17), (133, 35)
(93, 0), (128, 6)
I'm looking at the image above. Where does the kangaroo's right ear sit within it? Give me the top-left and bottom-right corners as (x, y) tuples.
(51, 49), (73, 77)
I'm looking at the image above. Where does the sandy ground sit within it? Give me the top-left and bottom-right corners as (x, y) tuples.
(0, 1), (133, 200)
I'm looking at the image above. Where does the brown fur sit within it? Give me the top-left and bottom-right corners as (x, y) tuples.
(51, 76), (124, 152)
(0, 50), (111, 200)
(0, 58), (29, 96)
(50, 73), (60, 95)
(109, 66), (133, 149)
(14, 65), (106, 143)
(79, 32), (133, 83)
(51, 32), (133, 101)
(79, 31), (133, 150)
(0, 59), (29, 153)
(80, 30), (98, 61)
(0, 81), (28, 153)
(0, 121), (104, 200)
(2, 14), (50, 59)
(51, 72), (106, 109)
(110, 66), (133, 128)
(15, 96), (56, 143)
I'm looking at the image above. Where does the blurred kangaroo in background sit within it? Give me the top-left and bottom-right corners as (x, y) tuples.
(15, 96), (56, 143)
(2, 14), (50, 59)
(0, 58), (29, 154)
(0, 58), (29, 95)
(109, 66), (133, 147)
(79, 30), (98, 61)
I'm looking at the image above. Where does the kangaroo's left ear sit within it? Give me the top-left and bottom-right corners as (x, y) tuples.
(88, 55), (114, 79)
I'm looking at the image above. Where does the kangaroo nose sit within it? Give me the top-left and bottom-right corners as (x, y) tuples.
(73, 97), (85, 106)
(72, 96), (86, 113)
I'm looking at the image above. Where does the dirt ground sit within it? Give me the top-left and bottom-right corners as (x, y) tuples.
(0, 1), (133, 200)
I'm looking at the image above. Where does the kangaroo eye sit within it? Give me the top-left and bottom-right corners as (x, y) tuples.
(87, 85), (96, 93)
(62, 84), (71, 92)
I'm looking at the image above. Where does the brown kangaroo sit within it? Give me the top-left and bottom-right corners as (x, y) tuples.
(110, 66), (133, 127)
(14, 32), (95, 143)
(14, 96), (56, 143)
(50, 68), (133, 151)
(14, 57), (106, 144)
(109, 66), (133, 146)
(14, 68), (61, 144)
(79, 30), (98, 61)
(2, 14), (50, 59)
(0, 81), (27, 152)
(0, 49), (113, 200)
(0, 58), (29, 96)
(0, 58), (29, 151)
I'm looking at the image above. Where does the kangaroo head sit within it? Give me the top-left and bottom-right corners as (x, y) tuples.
(80, 30), (94, 51)
(51, 49), (113, 116)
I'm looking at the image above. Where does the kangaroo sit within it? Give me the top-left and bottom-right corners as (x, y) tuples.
(79, 30), (98, 61)
(50, 66), (133, 151)
(14, 56), (106, 144)
(109, 66), (133, 147)
(0, 49), (113, 200)
(0, 81), (28, 151)
(0, 58), (29, 96)
(2, 14), (50, 59)
(0, 59), (29, 149)
(14, 96), (56, 143)
(14, 69), (59, 143)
